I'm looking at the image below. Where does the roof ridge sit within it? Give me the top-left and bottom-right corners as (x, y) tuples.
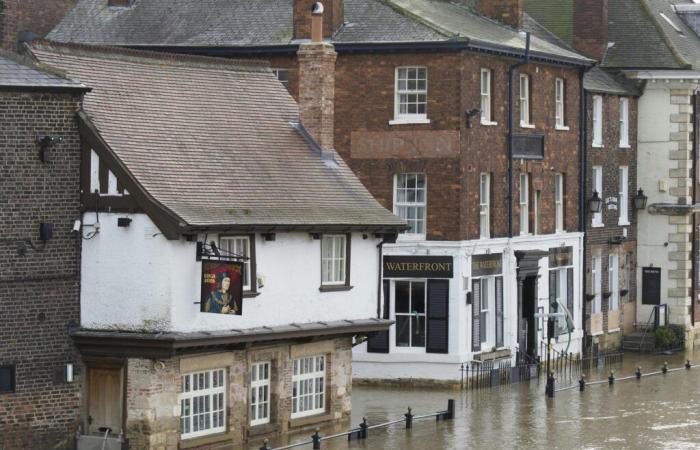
(639, 0), (692, 69)
(31, 39), (273, 73)
(5, 45), (82, 83)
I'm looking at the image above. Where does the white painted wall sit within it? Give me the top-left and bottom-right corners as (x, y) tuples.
(81, 213), (381, 332)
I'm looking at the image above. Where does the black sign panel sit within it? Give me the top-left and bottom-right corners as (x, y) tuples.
(513, 133), (544, 159)
(642, 267), (661, 305)
(383, 256), (453, 279)
(472, 253), (503, 277)
(549, 246), (573, 268)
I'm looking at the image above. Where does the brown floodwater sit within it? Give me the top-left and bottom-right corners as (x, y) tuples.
(251, 351), (700, 450)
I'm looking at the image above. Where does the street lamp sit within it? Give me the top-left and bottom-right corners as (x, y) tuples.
(589, 191), (603, 213)
(634, 188), (648, 210)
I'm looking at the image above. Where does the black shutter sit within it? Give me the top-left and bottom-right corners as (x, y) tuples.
(367, 280), (390, 353)
(549, 271), (557, 309)
(567, 267), (574, 319)
(495, 276), (504, 348)
(427, 280), (449, 354)
(472, 279), (481, 352)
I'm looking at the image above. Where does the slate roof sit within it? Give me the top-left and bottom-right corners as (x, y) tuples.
(0, 52), (86, 90)
(30, 42), (405, 231)
(583, 66), (639, 96)
(47, 0), (590, 64)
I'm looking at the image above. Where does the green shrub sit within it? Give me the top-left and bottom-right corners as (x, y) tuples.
(654, 325), (685, 349)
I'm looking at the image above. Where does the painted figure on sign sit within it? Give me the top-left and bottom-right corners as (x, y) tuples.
(205, 271), (238, 314)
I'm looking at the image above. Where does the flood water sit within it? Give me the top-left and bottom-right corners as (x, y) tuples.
(252, 352), (700, 450)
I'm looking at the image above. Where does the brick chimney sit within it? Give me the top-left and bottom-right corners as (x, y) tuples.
(477, 0), (523, 29)
(297, 3), (337, 152)
(573, 0), (608, 61)
(293, 0), (344, 40)
(0, 0), (78, 51)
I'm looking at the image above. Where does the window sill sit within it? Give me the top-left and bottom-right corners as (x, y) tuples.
(519, 122), (535, 129)
(243, 291), (261, 299)
(592, 143), (603, 148)
(619, 144), (631, 149)
(481, 120), (498, 126)
(396, 234), (426, 242)
(319, 285), (354, 293)
(180, 431), (236, 449)
(608, 328), (621, 333)
(389, 117), (431, 125)
(618, 221), (631, 227)
(591, 223), (604, 228)
(555, 125), (570, 131)
(289, 412), (333, 429)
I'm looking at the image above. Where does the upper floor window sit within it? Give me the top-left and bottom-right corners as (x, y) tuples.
(480, 69), (495, 125)
(271, 68), (290, 89)
(180, 369), (226, 439)
(609, 254), (619, 312)
(592, 255), (602, 314)
(592, 95), (603, 147)
(519, 173), (529, 235)
(533, 190), (542, 235)
(619, 97), (629, 147)
(555, 173), (564, 233)
(250, 362), (271, 426)
(555, 78), (567, 129)
(292, 355), (325, 419)
(519, 74), (532, 127)
(619, 166), (629, 225)
(321, 234), (348, 286)
(395, 173), (426, 237)
(393, 67), (428, 124)
(592, 166), (603, 227)
(479, 173), (490, 238)
(219, 236), (254, 291)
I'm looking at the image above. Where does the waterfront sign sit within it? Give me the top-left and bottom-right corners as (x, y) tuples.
(383, 255), (453, 278)
(471, 253), (503, 277)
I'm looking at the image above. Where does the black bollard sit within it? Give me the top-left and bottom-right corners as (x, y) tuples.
(405, 407), (413, 429)
(446, 399), (455, 420)
(546, 372), (555, 398)
(663, 362), (668, 374)
(686, 360), (692, 369)
(259, 438), (271, 450)
(360, 417), (368, 439)
(579, 375), (586, 392)
(312, 428), (321, 450)
(608, 370), (615, 386)
(636, 367), (642, 379)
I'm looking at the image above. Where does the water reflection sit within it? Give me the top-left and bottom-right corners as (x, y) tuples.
(251, 352), (700, 449)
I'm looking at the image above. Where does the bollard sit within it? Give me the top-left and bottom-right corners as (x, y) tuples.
(359, 417), (368, 439)
(579, 375), (586, 392)
(546, 372), (555, 398)
(446, 399), (455, 420)
(312, 428), (321, 450)
(636, 367), (642, 379)
(405, 407), (413, 429)
(608, 370), (615, 386)
(663, 362), (668, 374)
(686, 360), (692, 369)
(259, 438), (271, 450)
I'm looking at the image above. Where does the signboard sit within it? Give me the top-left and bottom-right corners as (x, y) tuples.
(472, 254), (503, 277)
(201, 261), (243, 315)
(642, 267), (661, 305)
(383, 256), (453, 279)
(549, 246), (573, 268)
(512, 133), (544, 159)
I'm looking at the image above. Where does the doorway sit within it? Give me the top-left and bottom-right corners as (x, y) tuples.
(520, 275), (538, 357)
(86, 366), (124, 435)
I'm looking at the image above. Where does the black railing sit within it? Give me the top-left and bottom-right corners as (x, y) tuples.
(539, 343), (623, 381)
(458, 358), (539, 390)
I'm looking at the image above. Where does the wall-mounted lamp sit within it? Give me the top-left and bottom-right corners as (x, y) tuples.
(262, 232), (276, 241)
(37, 135), (62, 163)
(310, 232), (321, 240)
(589, 191), (603, 214)
(634, 188), (648, 210)
(465, 108), (482, 129)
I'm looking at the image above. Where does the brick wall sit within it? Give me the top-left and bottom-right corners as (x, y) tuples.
(0, 91), (83, 449)
(572, 0), (608, 61)
(0, 0), (76, 51)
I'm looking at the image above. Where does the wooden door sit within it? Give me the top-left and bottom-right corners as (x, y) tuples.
(87, 367), (123, 435)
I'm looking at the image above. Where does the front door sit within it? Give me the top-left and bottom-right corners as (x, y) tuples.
(87, 367), (123, 435)
(518, 275), (538, 358)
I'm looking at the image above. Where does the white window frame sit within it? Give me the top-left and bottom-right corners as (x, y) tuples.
(321, 234), (347, 286)
(391, 67), (429, 125)
(555, 78), (568, 130)
(479, 173), (490, 238)
(394, 280), (427, 349)
(619, 97), (629, 147)
(250, 362), (271, 426)
(271, 68), (290, 89)
(394, 173), (427, 239)
(592, 256), (602, 314)
(480, 69), (496, 125)
(592, 166), (603, 227)
(291, 356), (326, 419)
(180, 369), (227, 439)
(555, 173), (564, 233)
(219, 236), (252, 290)
(477, 277), (496, 349)
(519, 173), (529, 235)
(533, 190), (542, 235)
(609, 254), (619, 311)
(519, 74), (533, 128)
(592, 95), (603, 147)
(618, 166), (629, 225)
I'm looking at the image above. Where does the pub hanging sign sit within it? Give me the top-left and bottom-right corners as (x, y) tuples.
(197, 242), (244, 315)
(383, 255), (453, 278)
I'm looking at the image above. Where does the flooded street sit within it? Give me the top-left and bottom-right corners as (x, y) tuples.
(256, 352), (700, 449)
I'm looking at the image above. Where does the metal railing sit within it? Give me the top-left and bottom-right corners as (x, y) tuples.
(458, 358), (539, 391)
(638, 304), (669, 352)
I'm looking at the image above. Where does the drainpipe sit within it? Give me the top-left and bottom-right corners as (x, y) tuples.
(377, 239), (384, 318)
(579, 66), (591, 344)
(692, 92), (698, 326)
(508, 32), (530, 238)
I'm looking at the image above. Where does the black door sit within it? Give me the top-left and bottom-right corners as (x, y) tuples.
(518, 275), (538, 358)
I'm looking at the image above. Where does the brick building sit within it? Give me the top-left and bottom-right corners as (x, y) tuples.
(47, 0), (594, 381)
(0, 0), (76, 51)
(0, 54), (88, 449)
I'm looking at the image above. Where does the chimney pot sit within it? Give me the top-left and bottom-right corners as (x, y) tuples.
(311, 2), (324, 43)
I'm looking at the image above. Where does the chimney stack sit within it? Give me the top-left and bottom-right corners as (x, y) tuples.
(293, 0), (344, 40)
(572, 0), (608, 61)
(476, 0), (523, 29)
(297, 3), (337, 152)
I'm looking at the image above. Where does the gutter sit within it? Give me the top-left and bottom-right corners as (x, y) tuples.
(507, 32), (530, 238)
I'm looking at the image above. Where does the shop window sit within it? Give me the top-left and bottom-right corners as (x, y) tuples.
(393, 67), (428, 123)
(321, 234), (348, 286)
(0, 365), (15, 393)
(250, 362), (270, 426)
(395, 280), (426, 348)
(219, 235), (254, 291)
(292, 356), (325, 419)
(180, 369), (226, 439)
(394, 173), (426, 237)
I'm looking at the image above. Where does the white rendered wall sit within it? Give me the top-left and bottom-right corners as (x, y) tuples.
(81, 213), (381, 332)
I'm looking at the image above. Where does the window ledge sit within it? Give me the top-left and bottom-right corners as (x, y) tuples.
(519, 122), (535, 129)
(289, 412), (333, 429)
(592, 143), (603, 148)
(481, 120), (498, 126)
(619, 144), (631, 149)
(591, 223), (605, 228)
(608, 328), (621, 333)
(389, 117), (431, 125)
(618, 221), (631, 227)
(319, 285), (354, 292)
(243, 291), (261, 299)
(180, 431), (237, 449)
(555, 125), (570, 131)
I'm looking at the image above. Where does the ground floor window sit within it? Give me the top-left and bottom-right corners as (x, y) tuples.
(471, 276), (503, 351)
(292, 355), (325, 419)
(395, 280), (426, 348)
(549, 266), (574, 335)
(250, 362), (270, 426)
(180, 369), (226, 438)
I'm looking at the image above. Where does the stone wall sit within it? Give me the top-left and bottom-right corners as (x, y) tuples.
(0, 91), (83, 450)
